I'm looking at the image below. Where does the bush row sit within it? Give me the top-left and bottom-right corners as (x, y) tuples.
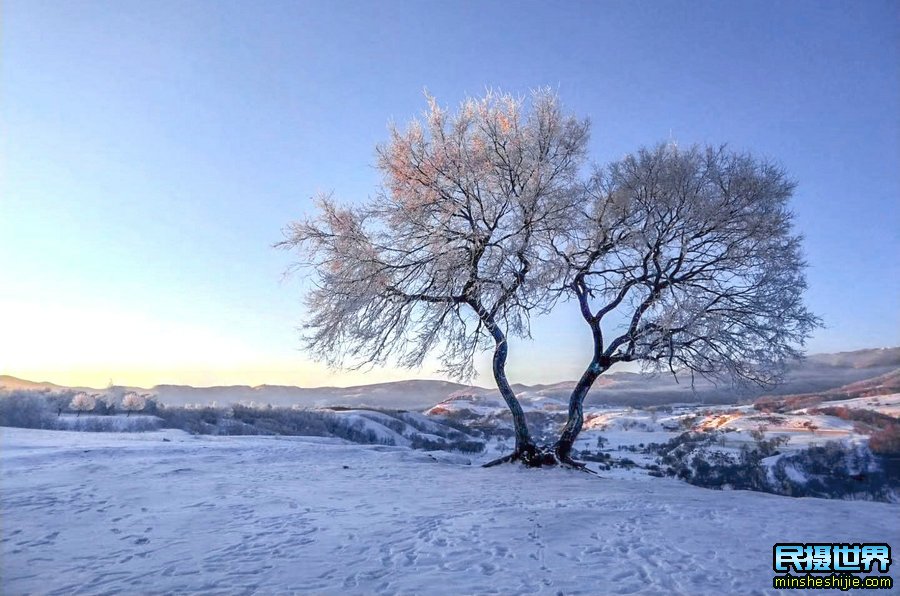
(0, 389), (484, 454)
(647, 430), (898, 502)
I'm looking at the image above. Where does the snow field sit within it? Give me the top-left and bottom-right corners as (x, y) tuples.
(2, 427), (898, 595)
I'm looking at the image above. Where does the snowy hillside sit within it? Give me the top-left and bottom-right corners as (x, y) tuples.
(426, 389), (900, 501)
(2, 427), (897, 595)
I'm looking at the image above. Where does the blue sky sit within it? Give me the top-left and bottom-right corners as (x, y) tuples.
(2, 0), (897, 388)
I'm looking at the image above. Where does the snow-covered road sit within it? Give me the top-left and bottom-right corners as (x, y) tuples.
(2, 427), (897, 595)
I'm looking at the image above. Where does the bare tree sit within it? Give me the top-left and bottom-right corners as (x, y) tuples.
(279, 89), (588, 465)
(551, 144), (820, 463)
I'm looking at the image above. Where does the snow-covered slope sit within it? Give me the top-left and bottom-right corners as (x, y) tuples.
(2, 427), (897, 595)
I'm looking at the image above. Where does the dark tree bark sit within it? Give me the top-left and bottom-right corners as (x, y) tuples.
(491, 334), (532, 453)
(555, 365), (603, 463)
(554, 303), (609, 463)
(479, 307), (554, 467)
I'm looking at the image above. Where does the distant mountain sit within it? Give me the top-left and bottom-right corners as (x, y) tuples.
(2, 347), (897, 410)
(806, 347), (900, 369)
(754, 368), (900, 413)
(0, 376), (68, 391)
(428, 347), (900, 412)
(147, 379), (479, 410)
(0, 375), (482, 411)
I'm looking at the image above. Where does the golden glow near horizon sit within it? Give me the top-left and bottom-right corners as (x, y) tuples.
(1, 299), (631, 389)
(2, 366), (422, 390)
(0, 300), (431, 389)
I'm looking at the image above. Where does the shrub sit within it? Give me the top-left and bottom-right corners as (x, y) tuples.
(770, 441), (896, 501)
(650, 429), (896, 502)
(868, 424), (900, 457)
(0, 391), (56, 429)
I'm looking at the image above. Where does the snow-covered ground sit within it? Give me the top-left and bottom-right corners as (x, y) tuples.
(529, 394), (900, 462)
(2, 427), (897, 595)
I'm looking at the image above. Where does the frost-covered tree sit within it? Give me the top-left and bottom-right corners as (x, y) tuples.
(551, 144), (820, 463)
(280, 91), (819, 469)
(279, 89), (588, 465)
(121, 392), (147, 416)
(70, 393), (97, 417)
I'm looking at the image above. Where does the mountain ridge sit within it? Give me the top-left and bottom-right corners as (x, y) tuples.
(3, 347), (898, 410)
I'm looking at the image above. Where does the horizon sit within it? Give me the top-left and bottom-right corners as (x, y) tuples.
(4, 345), (898, 392)
(2, 1), (898, 388)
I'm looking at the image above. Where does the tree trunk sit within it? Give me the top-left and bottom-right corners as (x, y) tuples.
(555, 316), (607, 462)
(480, 321), (556, 466)
(554, 362), (604, 461)
(466, 299), (550, 467)
(490, 332), (535, 453)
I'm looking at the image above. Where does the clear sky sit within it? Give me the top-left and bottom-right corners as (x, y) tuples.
(2, 0), (898, 389)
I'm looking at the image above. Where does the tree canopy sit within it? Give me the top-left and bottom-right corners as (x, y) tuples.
(280, 90), (819, 467)
(279, 90), (589, 462)
(552, 143), (820, 460)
